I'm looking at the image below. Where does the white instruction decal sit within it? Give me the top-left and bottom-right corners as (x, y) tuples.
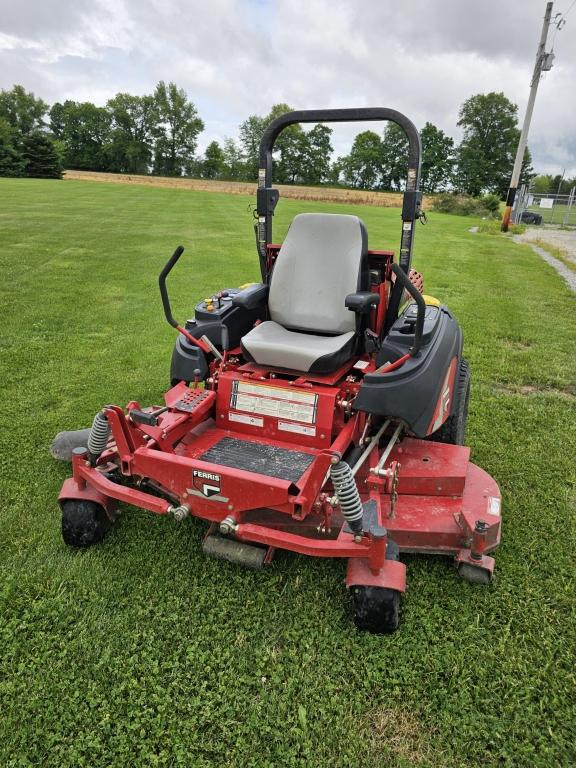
(230, 381), (318, 424)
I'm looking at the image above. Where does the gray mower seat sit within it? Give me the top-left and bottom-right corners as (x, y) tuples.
(241, 213), (368, 373)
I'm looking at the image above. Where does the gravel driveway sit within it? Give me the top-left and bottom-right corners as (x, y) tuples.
(513, 226), (576, 292)
(515, 226), (576, 265)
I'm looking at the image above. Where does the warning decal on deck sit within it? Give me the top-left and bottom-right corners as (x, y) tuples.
(278, 421), (316, 437)
(229, 412), (264, 428)
(230, 380), (318, 424)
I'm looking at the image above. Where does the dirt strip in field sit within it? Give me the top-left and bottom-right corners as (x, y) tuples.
(63, 169), (433, 209)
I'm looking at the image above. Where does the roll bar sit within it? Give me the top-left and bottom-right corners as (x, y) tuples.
(255, 108), (422, 288)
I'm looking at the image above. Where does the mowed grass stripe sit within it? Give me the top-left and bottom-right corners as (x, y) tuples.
(0, 178), (575, 768)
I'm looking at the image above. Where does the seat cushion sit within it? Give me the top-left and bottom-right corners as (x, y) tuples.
(268, 213), (368, 335)
(241, 321), (356, 373)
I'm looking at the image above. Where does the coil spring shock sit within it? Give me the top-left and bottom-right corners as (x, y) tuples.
(330, 460), (364, 536)
(87, 410), (111, 458)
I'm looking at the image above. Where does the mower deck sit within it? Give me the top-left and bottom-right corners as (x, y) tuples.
(61, 414), (500, 568)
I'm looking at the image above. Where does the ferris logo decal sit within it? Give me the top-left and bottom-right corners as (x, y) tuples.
(192, 470), (221, 498)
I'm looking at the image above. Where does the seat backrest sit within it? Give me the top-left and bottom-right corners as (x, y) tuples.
(269, 213), (368, 334)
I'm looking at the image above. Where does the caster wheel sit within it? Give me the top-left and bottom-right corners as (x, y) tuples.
(61, 500), (112, 548)
(351, 539), (401, 634)
(457, 562), (492, 585)
(352, 586), (400, 634)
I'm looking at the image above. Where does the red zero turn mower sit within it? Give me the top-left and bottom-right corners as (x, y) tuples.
(56, 108), (501, 633)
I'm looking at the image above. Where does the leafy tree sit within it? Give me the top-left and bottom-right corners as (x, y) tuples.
(238, 104), (307, 183)
(238, 114), (266, 180)
(380, 123), (408, 191)
(342, 131), (384, 189)
(531, 174), (553, 194)
(327, 157), (344, 186)
(0, 118), (24, 177)
(222, 137), (245, 180)
(266, 104), (306, 184)
(20, 131), (62, 178)
(420, 122), (455, 193)
(50, 101), (112, 170)
(202, 140), (226, 179)
(549, 174), (576, 195)
(152, 81), (204, 176)
(298, 124), (333, 185)
(0, 85), (47, 135)
(106, 93), (156, 174)
(455, 92), (530, 198)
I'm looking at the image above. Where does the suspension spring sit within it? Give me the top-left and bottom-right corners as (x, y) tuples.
(87, 411), (111, 458)
(330, 460), (364, 536)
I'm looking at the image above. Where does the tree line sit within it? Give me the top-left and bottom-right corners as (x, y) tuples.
(0, 84), (548, 197)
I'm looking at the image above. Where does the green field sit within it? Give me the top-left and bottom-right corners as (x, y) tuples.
(1, 178), (575, 768)
(525, 202), (576, 226)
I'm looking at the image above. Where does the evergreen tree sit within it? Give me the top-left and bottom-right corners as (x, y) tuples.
(0, 118), (24, 177)
(20, 132), (63, 178)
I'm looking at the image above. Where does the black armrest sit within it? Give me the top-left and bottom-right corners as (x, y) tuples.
(232, 283), (269, 310)
(345, 291), (380, 314)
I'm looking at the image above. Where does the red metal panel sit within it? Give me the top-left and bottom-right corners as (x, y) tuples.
(234, 522), (371, 558)
(346, 557), (406, 592)
(59, 477), (119, 518)
(132, 446), (296, 519)
(388, 438), (469, 496)
(215, 371), (339, 448)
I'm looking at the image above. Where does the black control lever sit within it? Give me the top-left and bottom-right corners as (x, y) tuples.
(158, 247), (210, 354)
(159, 246), (185, 331)
(390, 263), (426, 357)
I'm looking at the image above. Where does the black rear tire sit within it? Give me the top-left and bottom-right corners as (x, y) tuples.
(351, 540), (401, 634)
(61, 500), (112, 548)
(430, 358), (470, 446)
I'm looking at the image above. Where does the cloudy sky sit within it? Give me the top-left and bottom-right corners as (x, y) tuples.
(1, 0), (575, 176)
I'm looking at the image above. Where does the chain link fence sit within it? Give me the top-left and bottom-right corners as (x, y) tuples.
(513, 185), (576, 227)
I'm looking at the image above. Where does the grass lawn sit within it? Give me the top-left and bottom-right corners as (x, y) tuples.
(1, 178), (575, 768)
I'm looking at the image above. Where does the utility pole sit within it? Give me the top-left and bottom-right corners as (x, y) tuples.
(501, 1), (554, 231)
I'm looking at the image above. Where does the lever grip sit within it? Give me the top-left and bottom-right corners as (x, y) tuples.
(159, 246), (185, 329)
(390, 263), (426, 357)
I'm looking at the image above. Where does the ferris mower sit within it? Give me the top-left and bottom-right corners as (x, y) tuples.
(54, 108), (501, 633)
